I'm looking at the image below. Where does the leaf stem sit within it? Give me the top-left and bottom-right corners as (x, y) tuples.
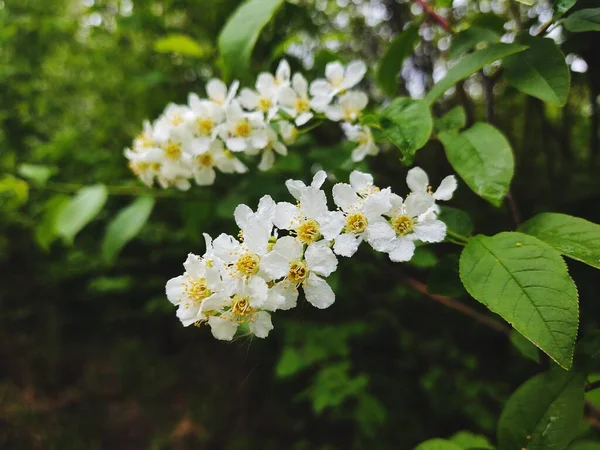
(446, 229), (469, 246)
(412, 0), (452, 33)
(586, 380), (600, 392)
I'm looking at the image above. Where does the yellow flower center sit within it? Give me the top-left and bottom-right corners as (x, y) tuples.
(197, 118), (214, 135)
(197, 153), (214, 167)
(165, 142), (182, 159)
(185, 278), (212, 305)
(358, 133), (369, 146)
(258, 97), (272, 112)
(171, 114), (184, 126)
(234, 120), (252, 138)
(295, 98), (311, 113)
(236, 253), (260, 277)
(231, 295), (252, 317)
(288, 260), (308, 284)
(345, 212), (368, 234)
(296, 219), (320, 244)
(392, 215), (414, 236)
(223, 150), (234, 159)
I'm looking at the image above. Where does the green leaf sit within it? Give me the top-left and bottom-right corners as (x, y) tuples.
(218, 0), (284, 79)
(434, 107), (467, 134)
(497, 368), (586, 450)
(17, 163), (57, 185)
(568, 441), (600, 450)
(503, 35), (570, 106)
(415, 439), (463, 450)
(0, 174), (28, 210)
(410, 246), (439, 268)
(425, 43), (527, 104)
(439, 123), (514, 207)
(450, 431), (494, 449)
(448, 26), (500, 60)
(564, 8), (600, 32)
(376, 26), (420, 96)
(553, 0), (578, 17)
(101, 196), (155, 264)
(35, 194), (70, 251)
(510, 330), (540, 363)
(55, 184), (108, 244)
(460, 232), (579, 369)
(154, 34), (207, 57)
(520, 212), (600, 270)
(372, 97), (433, 164)
(439, 206), (474, 237)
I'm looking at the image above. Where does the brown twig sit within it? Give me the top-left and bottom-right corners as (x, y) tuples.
(506, 191), (521, 227)
(585, 400), (600, 432)
(405, 277), (511, 335)
(413, 0), (452, 33)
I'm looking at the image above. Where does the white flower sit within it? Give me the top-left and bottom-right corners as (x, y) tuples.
(406, 167), (457, 201)
(325, 91), (368, 122)
(261, 236), (338, 309)
(220, 101), (269, 152)
(187, 93), (224, 154)
(244, 126), (288, 172)
(332, 171), (392, 257)
(310, 60), (367, 106)
(152, 103), (195, 143)
(191, 140), (247, 186)
(342, 123), (379, 162)
(278, 121), (298, 145)
(278, 73), (316, 126)
(368, 192), (446, 262)
(206, 79), (239, 107)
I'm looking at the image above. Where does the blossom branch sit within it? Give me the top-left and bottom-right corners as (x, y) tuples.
(405, 277), (511, 335)
(413, 0), (452, 33)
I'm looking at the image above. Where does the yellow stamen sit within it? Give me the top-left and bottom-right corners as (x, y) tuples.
(165, 142), (182, 159)
(288, 260), (308, 284)
(295, 98), (311, 113)
(345, 212), (368, 234)
(197, 153), (214, 167)
(185, 278), (212, 305)
(258, 97), (272, 112)
(236, 253), (260, 277)
(231, 295), (252, 317)
(234, 120), (252, 138)
(391, 215), (414, 236)
(296, 219), (320, 244)
(197, 118), (214, 135)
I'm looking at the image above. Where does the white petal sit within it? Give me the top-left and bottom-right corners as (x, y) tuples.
(300, 186), (328, 220)
(208, 316), (238, 341)
(207, 79), (227, 103)
(234, 203), (253, 230)
(276, 59), (291, 84)
(248, 276), (269, 308)
(261, 251), (291, 280)
(277, 86), (297, 108)
(341, 60), (367, 90)
(363, 188), (392, 217)
(195, 167), (216, 186)
(273, 235), (303, 261)
(332, 183), (360, 210)
(349, 170), (373, 192)
(388, 238), (416, 262)
(238, 88), (259, 110)
(257, 195), (276, 222)
(176, 303), (201, 327)
(226, 137), (247, 152)
(333, 234), (360, 257)
(248, 311), (273, 338)
(212, 233), (240, 264)
(434, 175), (457, 201)
(309, 79), (332, 98)
(292, 73), (308, 95)
(251, 130), (269, 149)
(414, 219), (447, 243)
(406, 167), (429, 193)
(295, 112), (313, 126)
(242, 217), (271, 256)
(166, 276), (186, 304)
(305, 241), (338, 277)
(256, 72), (275, 93)
(273, 201), (298, 229)
(311, 170), (327, 188)
(325, 61), (345, 84)
(258, 150), (275, 171)
(324, 105), (344, 122)
(285, 179), (307, 200)
(318, 211), (345, 240)
(405, 192), (434, 217)
(303, 273), (335, 309)
(183, 253), (205, 278)
(366, 221), (396, 252)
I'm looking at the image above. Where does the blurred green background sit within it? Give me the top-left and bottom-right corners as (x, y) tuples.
(1, 0), (600, 448)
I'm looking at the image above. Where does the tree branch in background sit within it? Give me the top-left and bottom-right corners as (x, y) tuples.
(405, 277), (511, 335)
(413, 0), (451, 33)
(586, 380), (600, 392)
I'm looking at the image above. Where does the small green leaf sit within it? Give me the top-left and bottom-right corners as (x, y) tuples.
(218, 0), (285, 79)
(102, 196), (155, 264)
(460, 232), (579, 369)
(450, 431), (494, 449)
(373, 97), (433, 164)
(425, 43), (527, 104)
(520, 212), (600, 270)
(35, 194), (70, 251)
(376, 26), (420, 96)
(55, 184), (108, 244)
(434, 107), (467, 134)
(497, 368), (586, 450)
(448, 26), (500, 60)
(564, 8), (600, 32)
(154, 34), (207, 57)
(439, 206), (474, 237)
(0, 174), (28, 210)
(553, 0), (578, 17)
(415, 439), (463, 450)
(503, 35), (570, 105)
(17, 163), (57, 185)
(439, 123), (514, 207)
(510, 330), (540, 363)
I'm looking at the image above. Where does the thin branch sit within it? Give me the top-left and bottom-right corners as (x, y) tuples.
(31, 181), (193, 199)
(405, 277), (511, 335)
(413, 0), (452, 33)
(585, 400), (600, 432)
(506, 191), (521, 227)
(586, 380), (600, 392)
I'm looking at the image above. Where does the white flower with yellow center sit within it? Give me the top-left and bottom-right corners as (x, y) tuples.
(206, 78), (239, 107)
(152, 104), (195, 143)
(278, 73), (317, 126)
(341, 123), (379, 162)
(238, 68), (281, 119)
(187, 93), (224, 154)
(406, 166), (457, 202)
(309, 60), (367, 107)
(278, 121), (298, 145)
(324, 90), (368, 122)
(191, 139), (247, 186)
(243, 126), (287, 172)
(368, 192), (446, 262)
(261, 236), (338, 309)
(220, 101), (269, 153)
(332, 171), (392, 257)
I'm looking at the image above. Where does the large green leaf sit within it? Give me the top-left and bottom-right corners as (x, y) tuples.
(497, 368), (586, 450)
(102, 196), (155, 264)
(460, 232), (579, 369)
(568, 441), (600, 450)
(376, 26), (419, 96)
(415, 439), (463, 450)
(503, 35), (570, 105)
(425, 43), (527, 104)
(371, 97), (433, 164)
(439, 123), (514, 207)
(55, 184), (108, 244)
(510, 330), (540, 363)
(434, 107), (467, 134)
(218, 0), (284, 79)
(553, 0), (578, 17)
(564, 8), (600, 32)
(520, 212), (600, 270)
(448, 26), (500, 60)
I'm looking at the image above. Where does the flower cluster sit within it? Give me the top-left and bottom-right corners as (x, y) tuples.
(125, 60), (379, 190)
(166, 167), (456, 340)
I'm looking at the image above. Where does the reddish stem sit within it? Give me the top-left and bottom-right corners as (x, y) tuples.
(413, 0), (452, 33)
